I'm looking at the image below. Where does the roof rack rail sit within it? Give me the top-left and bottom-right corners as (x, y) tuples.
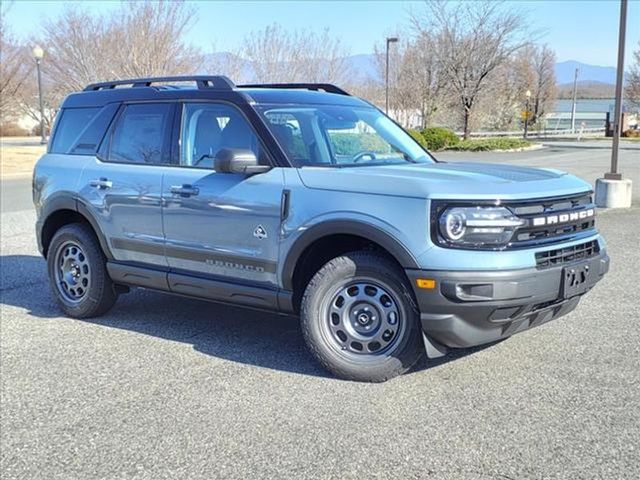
(83, 76), (236, 91)
(238, 83), (350, 96)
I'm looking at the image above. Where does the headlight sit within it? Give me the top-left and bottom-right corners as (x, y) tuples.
(437, 206), (525, 248)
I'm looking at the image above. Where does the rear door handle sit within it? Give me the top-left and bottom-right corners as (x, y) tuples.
(90, 178), (112, 189)
(170, 184), (199, 197)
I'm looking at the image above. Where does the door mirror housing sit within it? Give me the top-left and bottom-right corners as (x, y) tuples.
(214, 148), (271, 175)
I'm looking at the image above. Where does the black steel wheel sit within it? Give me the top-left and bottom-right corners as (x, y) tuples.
(301, 251), (422, 382)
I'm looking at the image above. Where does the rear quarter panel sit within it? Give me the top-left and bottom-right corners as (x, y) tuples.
(33, 153), (92, 219)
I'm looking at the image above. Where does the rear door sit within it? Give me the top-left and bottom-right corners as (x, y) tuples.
(161, 102), (284, 287)
(78, 102), (176, 267)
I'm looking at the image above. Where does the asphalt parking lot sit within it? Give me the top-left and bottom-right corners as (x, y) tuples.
(1, 142), (639, 479)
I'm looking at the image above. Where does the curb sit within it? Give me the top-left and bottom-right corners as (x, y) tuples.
(445, 143), (545, 153)
(491, 143), (545, 153)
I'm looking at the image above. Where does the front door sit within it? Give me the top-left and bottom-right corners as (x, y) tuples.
(162, 102), (284, 287)
(78, 102), (176, 267)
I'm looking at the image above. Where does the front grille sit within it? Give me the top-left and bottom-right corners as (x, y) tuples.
(535, 240), (600, 269)
(508, 193), (596, 247)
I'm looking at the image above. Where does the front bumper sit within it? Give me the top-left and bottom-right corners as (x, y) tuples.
(406, 250), (609, 349)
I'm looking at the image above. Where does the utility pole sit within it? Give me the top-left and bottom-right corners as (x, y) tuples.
(570, 68), (579, 133)
(33, 46), (46, 144)
(595, 0), (632, 208)
(523, 90), (531, 139)
(607, 0), (627, 180)
(385, 37), (398, 115)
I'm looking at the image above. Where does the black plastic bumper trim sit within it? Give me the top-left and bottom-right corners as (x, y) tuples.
(406, 250), (609, 348)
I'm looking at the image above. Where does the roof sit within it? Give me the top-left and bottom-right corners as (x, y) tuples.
(61, 77), (370, 109)
(237, 88), (368, 107)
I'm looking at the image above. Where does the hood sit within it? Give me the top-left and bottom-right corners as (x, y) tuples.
(297, 162), (592, 200)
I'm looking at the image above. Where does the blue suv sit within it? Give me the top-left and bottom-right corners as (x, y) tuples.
(33, 76), (609, 382)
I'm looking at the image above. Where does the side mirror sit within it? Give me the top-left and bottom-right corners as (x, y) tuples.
(214, 148), (271, 175)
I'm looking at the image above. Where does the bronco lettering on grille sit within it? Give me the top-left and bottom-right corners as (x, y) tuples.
(531, 208), (594, 227)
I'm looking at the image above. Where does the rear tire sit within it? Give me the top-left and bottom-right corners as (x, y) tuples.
(47, 223), (118, 318)
(301, 251), (422, 382)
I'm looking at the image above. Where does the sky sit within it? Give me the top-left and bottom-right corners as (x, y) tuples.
(3, 0), (640, 68)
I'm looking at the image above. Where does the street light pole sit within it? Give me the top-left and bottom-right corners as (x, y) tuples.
(385, 37), (398, 115)
(32, 45), (46, 145)
(570, 68), (579, 133)
(594, 0), (632, 208)
(524, 90), (531, 139)
(607, 0), (627, 180)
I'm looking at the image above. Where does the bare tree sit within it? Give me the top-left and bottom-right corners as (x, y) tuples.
(34, 9), (110, 95)
(412, 0), (529, 138)
(374, 39), (410, 124)
(476, 58), (527, 131)
(408, 33), (448, 128)
(347, 79), (384, 109)
(34, 0), (202, 93)
(478, 44), (556, 132)
(207, 49), (249, 83)
(528, 44), (557, 125)
(625, 41), (640, 112)
(374, 33), (447, 128)
(374, 32), (446, 128)
(0, 3), (30, 118)
(109, 1), (202, 78)
(13, 76), (58, 133)
(11, 1), (202, 131)
(240, 23), (352, 83)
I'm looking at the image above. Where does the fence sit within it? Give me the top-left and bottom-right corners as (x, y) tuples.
(455, 126), (606, 138)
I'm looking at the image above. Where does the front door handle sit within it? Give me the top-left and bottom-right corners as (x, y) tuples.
(170, 184), (199, 197)
(90, 178), (112, 189)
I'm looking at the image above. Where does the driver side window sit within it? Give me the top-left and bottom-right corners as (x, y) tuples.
(180, 103), (266, 169)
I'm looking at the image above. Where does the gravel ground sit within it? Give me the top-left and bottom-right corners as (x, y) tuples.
(1, 146), (639, 479)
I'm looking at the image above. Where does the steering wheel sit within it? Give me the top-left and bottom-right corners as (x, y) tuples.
(352, 151), (377, 163)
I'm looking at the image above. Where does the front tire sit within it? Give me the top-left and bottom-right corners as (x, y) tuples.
(47, 223), (118, 318)
(301, 251), (422, 382)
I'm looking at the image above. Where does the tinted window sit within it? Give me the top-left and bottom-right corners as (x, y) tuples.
(265, 112), (308, 162)
(259, 104), (433, 167)
(109, 103), (173, 164)
(68, 103), (119, 155)
(50, 108), (100, 153)
(180, 103), (267, 169)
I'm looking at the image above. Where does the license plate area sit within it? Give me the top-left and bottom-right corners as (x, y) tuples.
(562, 261), (593, 299)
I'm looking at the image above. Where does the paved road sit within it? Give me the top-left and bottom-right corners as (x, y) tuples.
(0, 177), (33, 214)
(438, 140), (640, 205)
(1, 145), (639, 479)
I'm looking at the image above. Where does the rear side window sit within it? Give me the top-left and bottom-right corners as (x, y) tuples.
(69, 104), (119, 155)
(108, 103), (173, 165)
(49, 108), (100, 153)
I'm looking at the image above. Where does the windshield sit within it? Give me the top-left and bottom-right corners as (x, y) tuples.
(257, 104), (434, 167)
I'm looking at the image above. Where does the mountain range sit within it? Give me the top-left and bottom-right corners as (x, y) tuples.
(203, 53), (620, 86)
(554, 60), (617, 84)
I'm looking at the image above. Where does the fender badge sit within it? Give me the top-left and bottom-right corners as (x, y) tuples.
(253, 225), (268, 240)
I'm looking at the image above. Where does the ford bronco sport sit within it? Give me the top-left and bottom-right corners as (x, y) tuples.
(33, 76), (609, 382)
